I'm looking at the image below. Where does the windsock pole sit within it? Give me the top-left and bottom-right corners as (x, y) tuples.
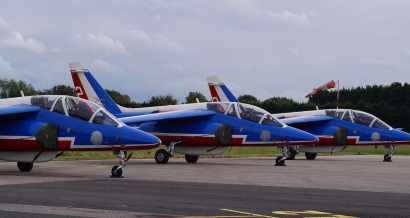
(336, 80), (340, 109)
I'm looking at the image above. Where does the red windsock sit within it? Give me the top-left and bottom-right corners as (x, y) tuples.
(305, 80), (336, 98)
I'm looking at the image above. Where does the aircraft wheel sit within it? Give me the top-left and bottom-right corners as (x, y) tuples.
(305, 152), (317, 160)
(155, 149), (169, 164)
(384, 154), (392, 162)
(185, 155), (199, 163)
(275, 156), (285, 166)
(111, 166), (122, 178)
(17, 162), (33, 172)
(288, 148), (297, 160)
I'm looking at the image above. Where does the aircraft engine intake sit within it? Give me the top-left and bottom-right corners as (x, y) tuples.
(214, 124), (232, 146)
(333, 127), (347, 145)
(35, 123), (59, 150)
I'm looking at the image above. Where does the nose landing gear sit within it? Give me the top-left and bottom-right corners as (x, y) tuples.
(383, 144), (394, 162)
(110, 137), (133, 178)
(276, 145), (290, 166)
(111, 149), (127, 178)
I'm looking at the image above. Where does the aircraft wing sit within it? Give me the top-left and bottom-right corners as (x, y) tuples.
(280, 115), (333, 125)
(119, 109), (216, 124)
(0, 104), (40, 117)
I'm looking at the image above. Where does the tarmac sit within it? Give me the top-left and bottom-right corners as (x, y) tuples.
(0, 155), (409, 217)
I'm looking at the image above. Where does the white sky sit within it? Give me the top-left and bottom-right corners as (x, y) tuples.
(0, 0), (409, 103)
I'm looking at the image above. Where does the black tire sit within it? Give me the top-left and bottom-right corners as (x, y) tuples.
(288, 148), (297, 160)
(305, 152), (317, 160)
(155, 149), (169, 164)
(111, 166), (122, 178)
(384, 154), (392, 162)
(275, 156), (285, 166)
(17, 162), (33, 172)
(185, 155), (199, 163)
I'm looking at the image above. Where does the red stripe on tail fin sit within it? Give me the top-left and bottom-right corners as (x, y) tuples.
(71, 72), (89, 100)
(209, 85), (221, 102)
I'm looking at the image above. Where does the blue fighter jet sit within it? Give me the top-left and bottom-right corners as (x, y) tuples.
(69, 61), (319, 166)
(207, 75), (410, 162)
(0, 95), (160, 177)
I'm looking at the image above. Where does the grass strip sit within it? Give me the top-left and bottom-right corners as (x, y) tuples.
(56, 145), (410, 160)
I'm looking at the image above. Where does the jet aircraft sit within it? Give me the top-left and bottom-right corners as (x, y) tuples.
(69, 61), (318, 166)
(207, 75), (410, 162)
(0, 95), (161, 177)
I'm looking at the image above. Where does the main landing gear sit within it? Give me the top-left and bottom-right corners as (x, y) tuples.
(185, 155), (199, 163)
(154, 139), (200, 164)
(305, 152), (317, 160)
(288, 146), (300, 160)
(155, 149), (200, 164)
(155, 149), (169, 164)
(17, 162), (33, 172)
(154, 139), (182, 164)
(383, 144), (394, 162)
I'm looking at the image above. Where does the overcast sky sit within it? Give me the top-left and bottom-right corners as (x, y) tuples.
(0, 0), (409, 103)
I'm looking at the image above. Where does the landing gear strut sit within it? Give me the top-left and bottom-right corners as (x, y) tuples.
(276, 146), (290, 166)
(288, 146), (300, 160)
(155, 139), (183, 164)
(17, 162), (33, 172)
(383, 144), (394, 162)
(111, 150), (126, 178)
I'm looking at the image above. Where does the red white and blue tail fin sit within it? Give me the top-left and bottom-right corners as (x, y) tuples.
(207, 75), (239, 102)
(69, 61), (122, 114)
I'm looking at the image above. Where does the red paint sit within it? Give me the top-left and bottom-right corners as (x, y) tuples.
(315, 136), (410, 146)
(209, 85), (221, 102)
(71, 72), (89, 100)
(157, 135), (316, 147)
(0, 138), (159, 151)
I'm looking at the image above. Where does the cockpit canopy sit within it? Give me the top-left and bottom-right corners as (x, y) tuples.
(207, 102), (284, 127)
(31, 95), (122, 127)
(325, 109), (392, 130)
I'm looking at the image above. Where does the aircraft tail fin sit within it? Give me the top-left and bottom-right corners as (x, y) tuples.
(69, 61), (122, 114)
(207, 75), (239, 102)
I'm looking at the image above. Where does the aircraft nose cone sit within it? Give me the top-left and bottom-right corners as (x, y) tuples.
(120, 126), (161, 148)
(285, 126), (319, 145)
(135, 129), (161, 146)
(392, 129), (410, 144)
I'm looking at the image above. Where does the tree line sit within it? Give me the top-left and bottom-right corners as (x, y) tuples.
(0, 79), (207, 107)
(1, 78), (409, 131)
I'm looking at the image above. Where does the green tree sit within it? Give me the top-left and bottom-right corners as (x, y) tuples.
(185, 91), (208, 103)
(0, 79), (36, 98)
(106, 89), (131, 106)
(238, 94), (260, 106)
(37, 84), (76, 96)
(149, 94), (178, 106)
(260, 97), (297, 113)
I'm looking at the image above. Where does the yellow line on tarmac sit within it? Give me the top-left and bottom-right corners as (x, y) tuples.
(273, 210), (332, 215)
(221, 208), (278, 218)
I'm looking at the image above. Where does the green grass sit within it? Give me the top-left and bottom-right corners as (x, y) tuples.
(56, 145), (410, 160)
